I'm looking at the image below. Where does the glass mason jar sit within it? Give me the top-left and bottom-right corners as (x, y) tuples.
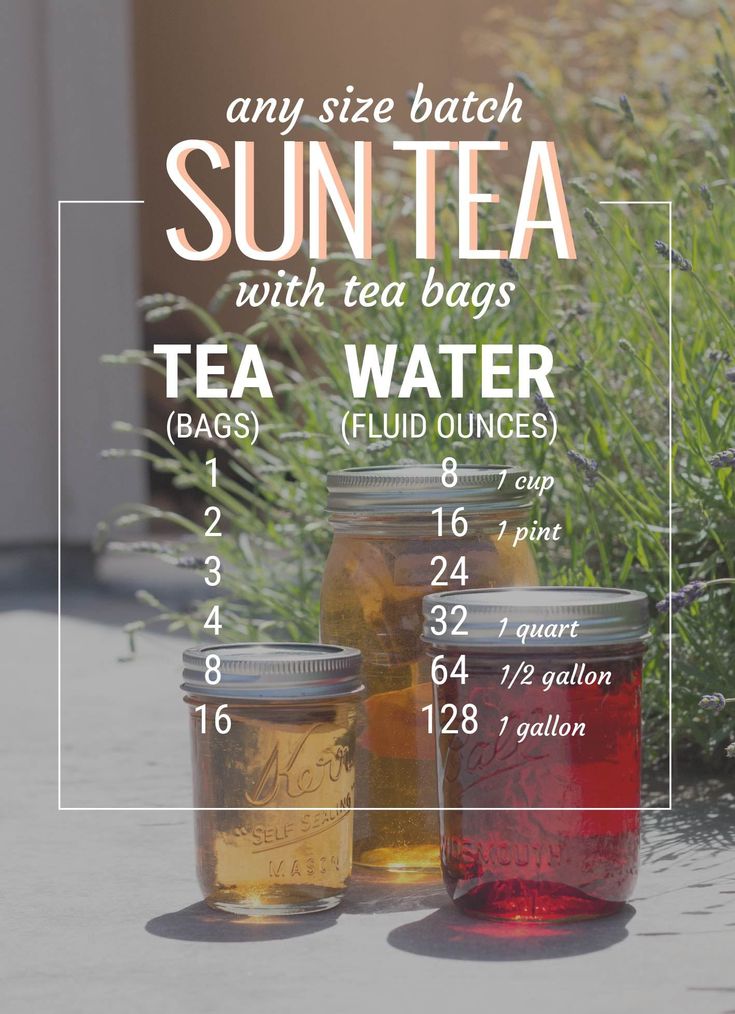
(182, 642), (363, 915)
(422, 587), (649, 921)
(320, 465), (539, 873)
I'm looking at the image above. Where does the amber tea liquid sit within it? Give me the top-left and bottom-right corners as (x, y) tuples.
(321, 522), (537, 872)
(182, 642), (362, 917)
(188, 697), (357, 914)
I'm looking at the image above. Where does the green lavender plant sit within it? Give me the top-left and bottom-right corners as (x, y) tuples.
(102, 3), (734, 767)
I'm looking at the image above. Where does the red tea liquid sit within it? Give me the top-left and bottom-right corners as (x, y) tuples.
(433, 643), (642, 921)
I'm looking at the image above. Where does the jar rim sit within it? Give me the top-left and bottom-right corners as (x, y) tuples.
(423, 586), (651, 648)
(327, 464), (532, 514)
(181, 642), (363, 701)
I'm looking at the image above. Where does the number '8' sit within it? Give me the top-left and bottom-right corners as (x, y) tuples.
(441, 456), (458, 488)
(205, 653), (221, 685)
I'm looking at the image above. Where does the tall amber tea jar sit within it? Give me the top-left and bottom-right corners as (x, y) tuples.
(422, 587), (649, 921)
(320, 465), (538, 872)
(182, 643), (362, 915)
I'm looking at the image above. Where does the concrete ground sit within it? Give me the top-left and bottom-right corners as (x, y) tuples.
(2, 554), (734, 1014)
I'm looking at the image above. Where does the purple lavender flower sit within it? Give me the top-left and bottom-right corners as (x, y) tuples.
(619, 94), (635, 122)
(534, 392), (554, 420)
(709, 448), (735, 469)
(176, 555), (207, 570)
(655, 580), (707, 614)
(515, 73), (539, 96)
(725, 367), (735, 383)
(654, 239), (692, 272)
(699, 183), (714, 210)
(584, 208), (604, 235)
(699, 693), (727, 712)
(500, 259), (519, 280)
(567, 449), (599, 487)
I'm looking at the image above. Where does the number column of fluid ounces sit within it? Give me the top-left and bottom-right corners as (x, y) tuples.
(358, 457), (473, 873)
(423, 458), (478, 742)
(319, 462), (538, 874)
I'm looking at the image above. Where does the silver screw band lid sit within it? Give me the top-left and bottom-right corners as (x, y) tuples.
(423, 586), (650, 648)
(327, 464), (532, 514)
(182, 642), (363, 700)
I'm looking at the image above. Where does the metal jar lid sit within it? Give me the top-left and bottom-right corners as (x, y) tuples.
(181, 642), (363, 700)
(423, 586), (650, 648)
(327, 464), (531, 514)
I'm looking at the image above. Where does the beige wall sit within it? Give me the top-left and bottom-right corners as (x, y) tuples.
(1, 0), (144, 546)
(132, 0), (511, 324)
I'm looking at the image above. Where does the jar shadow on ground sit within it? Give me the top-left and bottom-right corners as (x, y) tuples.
(145, 901), (339, 942)
(387, 903), (635, 961)
(145, 870), (447, 942)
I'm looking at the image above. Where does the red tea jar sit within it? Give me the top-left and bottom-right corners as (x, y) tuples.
(422, 587), (649, 922)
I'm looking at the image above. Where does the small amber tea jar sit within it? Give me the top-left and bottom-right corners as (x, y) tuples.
(422, 587), (649, 921)
(182, 643), (363, 915)
(320, 465), (538, 873)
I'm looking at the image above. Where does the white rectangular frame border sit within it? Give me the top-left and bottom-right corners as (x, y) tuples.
(57, 198), (674, 812)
